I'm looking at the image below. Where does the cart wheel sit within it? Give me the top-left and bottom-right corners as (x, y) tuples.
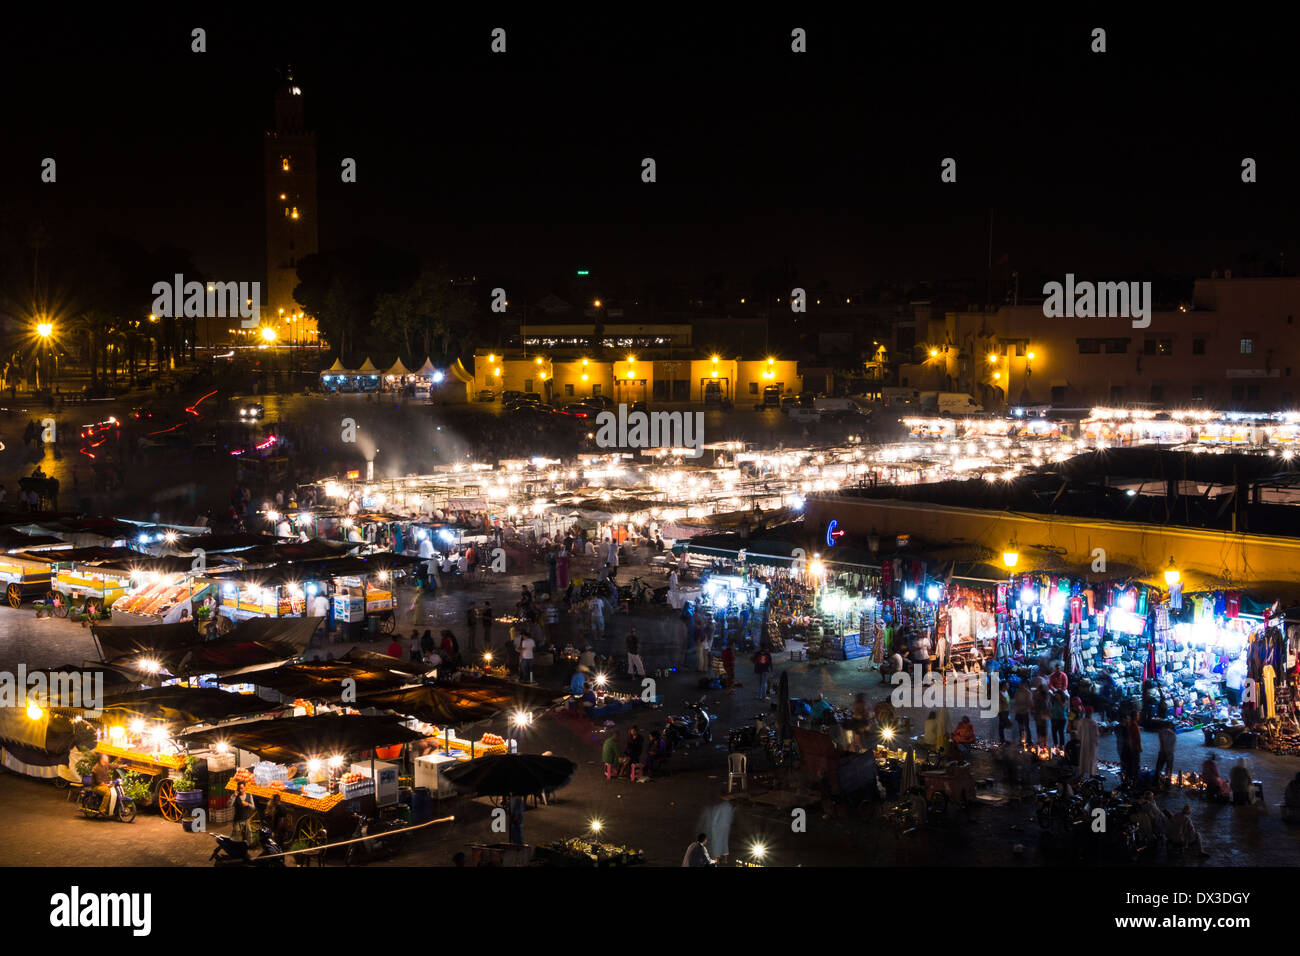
(295, 817), (326, 847)
(1213, 732), (1233, 749)
(7, 584), (22, 608)
(48, 591), (68, 618)
(155, 779), (183, 822)
(380, 614), (395, 634)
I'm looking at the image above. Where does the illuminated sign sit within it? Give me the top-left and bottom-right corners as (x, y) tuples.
(825, 520), (845, 548)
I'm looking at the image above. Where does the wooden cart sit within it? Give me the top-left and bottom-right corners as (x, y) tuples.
(0, 552), (54, 609)
(93, 743), (188, 822)
(224, 777), (368, 847)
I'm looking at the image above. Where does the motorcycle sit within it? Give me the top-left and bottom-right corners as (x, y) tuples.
(75, 772), (137, 823)
(665, 696), (713, 745)
(210, 826), (287, 867)
(344, 813), (408, 866)
(1035, 782), (1087, 831)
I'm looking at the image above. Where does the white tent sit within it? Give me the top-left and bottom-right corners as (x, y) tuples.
(416, 357), (438, 378)
(356, 357), (380, 373)
(386, 358), (412, 379)
(324, 357), (352, 373)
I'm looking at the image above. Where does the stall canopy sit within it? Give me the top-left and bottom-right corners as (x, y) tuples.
(99, 687), (273, 727)
(359, 678), (558, 725)
(247, 659), (417, 700)
(0, 707), (78, 769)
(323, 357), (352, 375)
(206, 552), (420, 587)
(94, 617), (321, 679)
(356, 357), (379, 374)
(174, 533), (277, 554)
(180, 714), (425, 763)
(416, 358), (438, 379)
(386, 358), (412, 379)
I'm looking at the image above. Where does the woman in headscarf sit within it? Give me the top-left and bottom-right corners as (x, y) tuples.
(1200, 752), (1230, 798)
(1228, 756), (1256, 805)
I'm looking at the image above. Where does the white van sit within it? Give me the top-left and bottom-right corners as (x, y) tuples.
(881, 387), (919, 407)
(936, 392), (983, 415)
(788, 407), (821, 423)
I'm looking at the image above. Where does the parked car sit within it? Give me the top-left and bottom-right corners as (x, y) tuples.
(476, 389), (496, 402)
(501, 390), (523, 404)
(554, 402), (601, 419)
(238, 403), (265, 421)
(788, 407), (821, 424)
(585, 395), (615, 410)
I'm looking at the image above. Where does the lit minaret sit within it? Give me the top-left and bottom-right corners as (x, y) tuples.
(263, 67), (319, 345)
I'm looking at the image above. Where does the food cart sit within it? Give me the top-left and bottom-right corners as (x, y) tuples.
(0, 551), (55, 609)
(92, 731), (191, 822)
(182, 714), (425, 847)
(110, 571), (215, 626)
(47, 549), (143, 619)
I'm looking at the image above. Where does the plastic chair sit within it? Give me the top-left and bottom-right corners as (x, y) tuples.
(727, 752), (748, 793)
(603, 762), (616, 780)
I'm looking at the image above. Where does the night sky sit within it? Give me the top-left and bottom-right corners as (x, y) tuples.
(3, 11), (1297, 296)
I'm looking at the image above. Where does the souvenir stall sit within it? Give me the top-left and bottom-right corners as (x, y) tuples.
(940, 583), (999, 672)
(47, 550), (145, 619)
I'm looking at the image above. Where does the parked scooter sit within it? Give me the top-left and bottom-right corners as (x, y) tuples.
(210, 826), (287, 867)
(75, 772), (137, 823)
(344, 813), (408, 866)
(665, 696), (712, 745)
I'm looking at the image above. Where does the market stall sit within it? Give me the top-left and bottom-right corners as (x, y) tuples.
(0, 550), (55, 609)
(181, 714), (426, 846)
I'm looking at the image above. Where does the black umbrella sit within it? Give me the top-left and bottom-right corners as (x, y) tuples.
(441, 753), (577, 797)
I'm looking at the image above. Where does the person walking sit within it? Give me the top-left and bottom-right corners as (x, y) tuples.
(753, 644), (773, 699)
(480, 600), (494, 646)
(508, 794), (525, 845)
(1077, 706), (1100, 779)
(1032, 687), (1049, 748)
(589, 595), (605, 643)
(1154, 721), (1177, 787)
(1013, 683), (1034, 747)
(465, 601), (478, 650)
(996, 683), (1012, 743)
(625, 629), (645, 678)
(1049, 690), (1068, 748)
(721, 642), (735, 695)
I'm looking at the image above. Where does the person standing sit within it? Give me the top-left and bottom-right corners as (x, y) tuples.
(464, 602), (478, 650)
(996, 683), (1012, 743)
(1154, 721), (1177, 788)
(542, 597), (558, 648)
(508, 794), (525, 845)
(589, 595), (605, 643)
(753, 644), (773, 699)
(720, 642), (735, 695)
(518, 628), (536, 684)
(232, 780), (256, 845)
(625, 629), (645, 678)
(1077, 706), (1100, 779)
(480, 600), (494, 646)
(911, 632), (932, 675)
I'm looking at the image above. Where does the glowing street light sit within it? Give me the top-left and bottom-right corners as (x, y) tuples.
(36, 322), (53, 338)
(260, 326), (277, 343)
(1164, 558), (1180, 587)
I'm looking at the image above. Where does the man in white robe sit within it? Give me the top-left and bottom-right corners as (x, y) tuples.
(1077, 706), (1100, 778)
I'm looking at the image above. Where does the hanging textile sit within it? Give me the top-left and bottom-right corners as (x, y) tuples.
(1262, 664), (1277, 719)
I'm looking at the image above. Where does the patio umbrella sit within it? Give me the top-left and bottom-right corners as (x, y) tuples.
(900, 746), (919, 793)
(441, 753), (577, 797)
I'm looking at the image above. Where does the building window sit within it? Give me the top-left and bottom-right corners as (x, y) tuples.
(1192, 339), (1205, 355)
(1231, 386), (1244, 402)
(1241, 338), (1254, 354)
(1247, 385), (1261, 401)
(1191, 385), (1205, 402)
(1144, 338), (1172, 355)
(524, 379), (533, 393)
(1105, 338), (1130, 354)
(1077, 339), (1101, 354)
(749, 382), (758, 394)
(564, 384), (574, 396)
(592, 384), (601, 396)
